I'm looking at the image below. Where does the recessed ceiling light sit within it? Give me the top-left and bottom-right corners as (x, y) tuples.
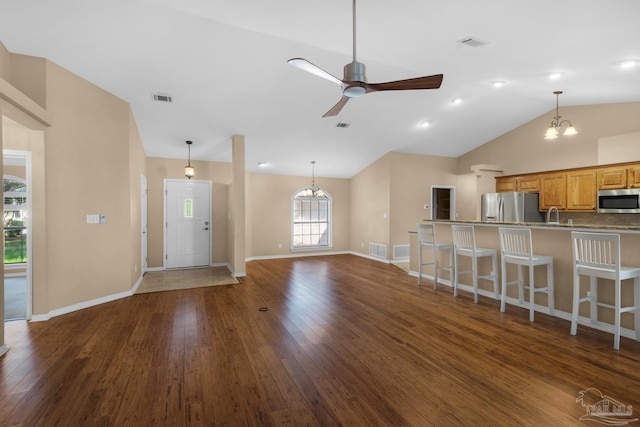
(491, 80), (506, 88)
(419, 120), (430, 128)
(257, 162), (268, 167)
(618, 59), (637, 69)
(548, 72), (564, 80)
(452, 98), (462, 104)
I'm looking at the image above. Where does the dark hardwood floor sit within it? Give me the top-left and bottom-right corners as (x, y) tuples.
(1, 254), (639, 426)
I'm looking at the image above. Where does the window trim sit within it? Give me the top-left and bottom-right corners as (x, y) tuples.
(291, 186), (333, 250)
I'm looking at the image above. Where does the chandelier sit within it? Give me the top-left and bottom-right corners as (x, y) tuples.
(302, 161), (326, 198)
(184, 140), (195, 179)
(544, 91), (577, 140)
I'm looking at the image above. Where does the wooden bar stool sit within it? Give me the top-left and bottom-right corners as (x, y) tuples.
(416, 223), (454, 289)
(451, 225), (499, 303)
(498, 227), (554, 321)
(571, 231), (640, 350)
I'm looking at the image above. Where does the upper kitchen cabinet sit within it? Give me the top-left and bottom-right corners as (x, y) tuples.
(567, 170), (597, 211)
(628, 165), (640, 188)
(496, 177), (517, 192)
(495, 175), (540, 192)
(539, 173), (567, 211)
(597, 167), (628, 190)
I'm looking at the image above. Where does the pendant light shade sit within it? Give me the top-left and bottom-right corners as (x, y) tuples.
(185, 140), (195, 179)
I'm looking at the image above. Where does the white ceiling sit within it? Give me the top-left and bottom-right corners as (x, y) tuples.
(1, 0), (639, 178)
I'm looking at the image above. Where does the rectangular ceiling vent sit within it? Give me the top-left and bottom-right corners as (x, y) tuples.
(457, 37), (488, 48)
(152, 93), (173, 103)
(336, 122), (350, 128)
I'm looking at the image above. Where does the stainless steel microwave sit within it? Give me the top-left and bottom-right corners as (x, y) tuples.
(597, 188), (640, 213)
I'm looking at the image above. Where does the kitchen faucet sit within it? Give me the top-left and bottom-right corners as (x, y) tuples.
(546, 206), (559, 224)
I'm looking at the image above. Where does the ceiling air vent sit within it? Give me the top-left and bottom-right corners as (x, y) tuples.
(336, 122), (350, 128)
(152, 93), (172, 103)
(457, 37), (488, 48)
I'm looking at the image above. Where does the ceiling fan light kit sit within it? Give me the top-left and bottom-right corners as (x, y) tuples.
(288, 0), (442, 117)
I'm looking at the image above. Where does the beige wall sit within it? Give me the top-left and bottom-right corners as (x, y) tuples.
(1, 43), (146, 322)
(145, 157), (233, 268)
(350, 155), (390, 256)
(348, 151), (477, 259)
(457, 102), (640, 176)
(246, 171), (351, 257)
(43, 59), (139, 310)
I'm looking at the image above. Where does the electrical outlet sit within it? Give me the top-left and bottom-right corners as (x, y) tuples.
(278, 243), (283, 249)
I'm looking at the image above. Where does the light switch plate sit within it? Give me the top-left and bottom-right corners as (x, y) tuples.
(87, 214), (99, 224)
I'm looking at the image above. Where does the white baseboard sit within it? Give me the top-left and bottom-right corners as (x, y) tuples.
(0, 344), (8, 357)
(246, 250), (350, 262)
(31, 290), (133, 322)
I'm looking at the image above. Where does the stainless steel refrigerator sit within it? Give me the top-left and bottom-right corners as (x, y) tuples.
(481, 192), (544, 223)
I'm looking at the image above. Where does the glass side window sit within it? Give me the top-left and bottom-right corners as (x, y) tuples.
(4, 176), (28, 264)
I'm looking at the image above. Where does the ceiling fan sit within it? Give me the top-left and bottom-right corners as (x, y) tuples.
(288, 0), (443, 117)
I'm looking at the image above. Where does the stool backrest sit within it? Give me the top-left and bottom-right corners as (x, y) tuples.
(416, 223), (436, 245)
(499, 227), (533, 260)
(572, 231), (621, 276)
(452, 225), (476, 251)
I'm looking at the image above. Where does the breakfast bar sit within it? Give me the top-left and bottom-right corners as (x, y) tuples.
(409, 220), (640, 339)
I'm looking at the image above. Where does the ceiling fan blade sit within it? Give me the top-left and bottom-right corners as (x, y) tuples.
(364, 74), (443, 93)
(323, 96), (350, 117)
(288, 58), (344, 87)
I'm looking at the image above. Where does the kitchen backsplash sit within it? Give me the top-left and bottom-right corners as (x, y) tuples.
(559, 212), (640, 226)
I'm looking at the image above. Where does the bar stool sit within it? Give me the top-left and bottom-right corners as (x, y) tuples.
(498, 227), (555, 322)
(451, 225), (499, 303)
(416, 223), (454, 289)
(571, 231), (640, 350)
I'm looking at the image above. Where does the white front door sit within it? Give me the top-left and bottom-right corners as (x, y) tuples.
(164, 180), (211, 269)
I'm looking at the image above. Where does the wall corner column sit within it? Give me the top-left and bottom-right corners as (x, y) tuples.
(230, 135), (246, 277)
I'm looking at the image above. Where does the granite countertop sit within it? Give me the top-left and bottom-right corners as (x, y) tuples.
(422, 219), (640, 232)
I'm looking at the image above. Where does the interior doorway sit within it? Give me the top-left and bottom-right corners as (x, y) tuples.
(3, 150), (31, 321)
(164, 179), (212, 269)
(431, 186), (456, 220)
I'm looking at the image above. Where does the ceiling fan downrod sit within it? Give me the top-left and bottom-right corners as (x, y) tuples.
(343, 0), (367, 95)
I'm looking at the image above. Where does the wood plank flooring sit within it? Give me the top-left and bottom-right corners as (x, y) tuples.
(1, 254), (639, 426)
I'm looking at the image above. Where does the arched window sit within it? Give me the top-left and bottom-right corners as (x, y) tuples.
(4, 175), (28, 264)
(291, 186), (332, 249)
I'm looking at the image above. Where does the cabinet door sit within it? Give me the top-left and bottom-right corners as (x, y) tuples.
(496, 178), (517, 192)
(517, 176), (540, 192)
(567, 170), (597, 211)
(597, 167), (627, 189)
(629, 166), (640, 188)
(539, 174), (567, 210)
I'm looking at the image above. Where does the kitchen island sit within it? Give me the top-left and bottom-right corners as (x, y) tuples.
(409, 220), (640, 339)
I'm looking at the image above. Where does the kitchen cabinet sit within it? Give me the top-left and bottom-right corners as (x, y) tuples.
(495, 176), (539, 192)
(628, 166), (640, 188)
(496, 178), (517, 192)
(539, 173), (567, 211)
(597, 167), (628, 190)
(567, 170), (597, 211)
(517, 176), (540, 192)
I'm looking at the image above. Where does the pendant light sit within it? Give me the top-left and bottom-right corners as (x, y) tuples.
(184, 140), (195, 179)
(302, 161), (326, 198)
(544, 91), (577, 140)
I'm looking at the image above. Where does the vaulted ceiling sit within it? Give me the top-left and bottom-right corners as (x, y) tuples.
(1, 0), (639, 177)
